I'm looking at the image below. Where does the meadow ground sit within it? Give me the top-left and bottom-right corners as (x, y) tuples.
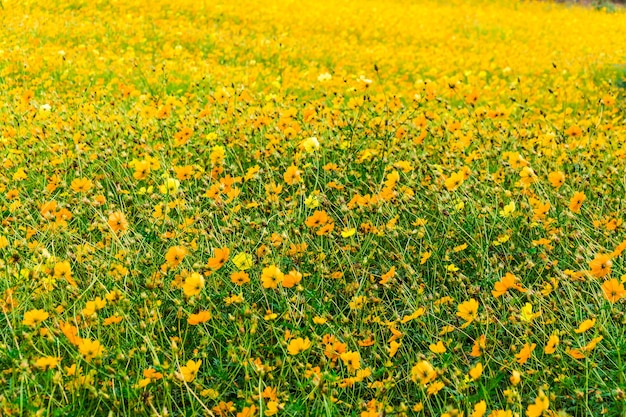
(1, 0), (626, 416)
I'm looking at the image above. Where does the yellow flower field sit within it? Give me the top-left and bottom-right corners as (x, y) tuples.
(1, 0), (626, 415)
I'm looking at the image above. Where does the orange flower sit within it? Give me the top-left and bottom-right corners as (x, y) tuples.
(103, 315), (123, 326)
(165, 246), (187, 268)
(569, 191), (586, 213)
(548, 171), (565, 188)
(173, 126), (194, 146)
(316, 221), (335, 236)
(379, 266), (395, 285)
(236, 405), (257, 417)
(108, 211), (129, 233)
(602, 278), (626, 303)
(283, 165), (301, 185)
(188, 310), (212, 325)
(515, 343), (536, 365)
(139, 368), (163, 387)
(281, 270), (302, 288)
(305, 210), (330, 228)
(566, 347), (585, 359)
(230, 271), (250, 286)
(565, 125), (583, 137)
(470, 335), (486, 357)
(174, 165), (194, 181)
(544, 334), (559, 354)
(491, 272), (526, 298)
(70, 178), (93, 193)
(60, 321), (82, 346)
(589, 254), (612, 278)
(207, 247), (230, 270)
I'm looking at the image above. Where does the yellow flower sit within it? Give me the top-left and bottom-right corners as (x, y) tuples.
(53, 261), (72, 280)
(287, 337), (311, 355)
(426, 381), (445, 396)
(159, 178), (180, 195)
(34, 356), (61, 370)
(232, 252), (253, 270)
(456, 299), (479, 328)
(23, 309), (49, 327)
(183, 272), (205, 297)
(389, 340), (401, 358)
(526, 390), (549, 417)
(179, 359), (201, 382)
(499, 201), (515, 217)
(411, 360), (436, 385)
(444, 171), (465, 191)
(261, 265), (284, 289)
(79, 339), (105, 362)
(300, 136), (320, 153)
(304, 194), (320, 208)
(429, 341), (446, 354)
(574, 318), (596, 334)
(133, 160), (151, 180)
(510, 370), (521, 385)
(469, 362), (483, 380)
(265, 401), (280, 416)
(283, 165), (301, 185)
(471, 400), (487, 417)
(341, 227), (356, 238)
(520, 303), (540, 322)
(340, 351), (361, 373)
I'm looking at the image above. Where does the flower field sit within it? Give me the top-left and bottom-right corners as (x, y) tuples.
(1, 0), (626, 415)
